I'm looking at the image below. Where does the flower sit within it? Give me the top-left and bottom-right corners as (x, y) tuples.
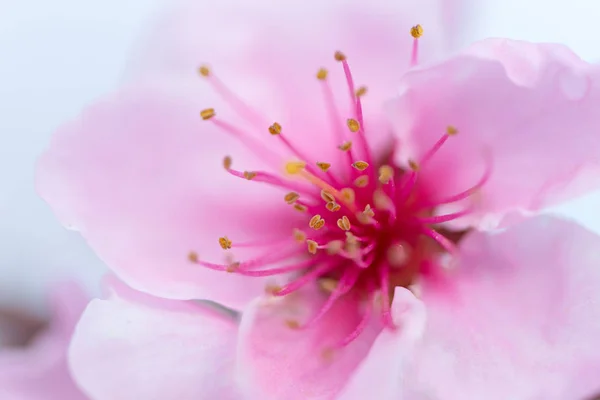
(0, 282), (89, 399)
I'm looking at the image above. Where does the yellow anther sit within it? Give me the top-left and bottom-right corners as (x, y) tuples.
(318, 278), (338, 293)
(410, 24), (424, 39)
(200, 108), (216, 120)
(293, 228), (307, 243)
(378, 165), (394, 184)
(243, 171), (257, 180)
(351, 161), (369, 171)
(316, 162), (331, 172)
(293, 204), (308, 213)
(326, 201), (341, 212)
(218, 236), (232, 250)
(338, 141), (353, 152)
(285, 161), (307, 175)
(363, 204), (375, 217)
(408, 159), (420, 171)
(198, 65), (210, 77)
(354, 175), (369, 188)
(346, 118), (360, 133)
(316, 68), (328, 80)
(313, 219), (325, 230)
(355, 86), (368, 97)
(446, 125), (458, 136)
(268, 122), (282, 135)
(326, 240), (344, 255)
(321, 190), (335, 203)
(337, 215), (351, 231)
(223, 156), (232, 170)
(265, 284), (282, 295)
(334, 51), (346, 61)
(188, 251), (199, 263)
(285, 319), (301, 329)
(340, 188), (356, 203)
(307, 240), (319, 254)
(309, 214), (323, 229)
(284, 192), (300, 204)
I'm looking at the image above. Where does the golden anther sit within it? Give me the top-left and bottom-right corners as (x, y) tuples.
(340, 188), (356, 203)
(313, 219), (325, 230)
(410, 24), (424, 39)
(200, 108), (216, 120)
(326, 240), (344, 255)
(243, 171), (257, 180)
(337, 215), (351, 231)
(338, 141), (353, 152)
(334, 51), (346, 61)
(316, 162), (331, 172)
(325, 201), (341, 212)
(285, 319), (301, 329)
(218, 236), (232, 250)
(284, 192), (300, 204)
(285, 161), (306, 175)
(293, 228), (307, 243)
(188, 251), (199, 263)
(355, 86), (368, 97)
(320, 190), (335, 203)
(268, 122), (282, 135)
(223, 156), (232, 170)
(408, 159), (420, 171)
(363, 204), (375, 217)
(198, 65), (210, 77)
(356, 212), (371, 225)
(307, 240), (319, 254)
(354, 175), (369, 188)
(316, 68), (328, 80)
(446, 125), (458, 136)
(318, 278), (338, 294)
(351, 161), (369, 171)
(346, 118), (360, 133)
(309, 214), (325, 230)
(293, 204), (308, 213)
(265, 284), (282, 295)
(378, 165), (394, 184)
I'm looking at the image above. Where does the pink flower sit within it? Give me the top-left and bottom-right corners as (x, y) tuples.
(36, 0), (600, 398)
(0, 283), (89, 399)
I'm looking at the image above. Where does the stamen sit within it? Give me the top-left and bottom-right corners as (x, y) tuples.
(415, 209), (472, 225)
(285, 161), (307, 175)
(340, 188), (356, 203)
(326, 240), (344, 255)
(316, 162), (331, 172)
(326, 202), (341, 212)
(218, 236), (232, 250)
(338, 141), (352, 152)
(378, 165), (394, 184)
(275, 262), (338, 296)
(284, 192), (300, 204)
(293, 204), (308, 212)
(293, 229), (307, 242)
(320, 190), (335, 203)
(337, 296), (374, 347)
(351, 161), (369, 171)
(307, 240), (319, 254)
(243, 171), (257, 180)
(316, 68), (328, 80)
(309, 215), (325, 230)
(268, 122), (282, 135)
(410, 24), (423, 67)
(336, 216), (352, 231)
(318, 278), (338, 294)
(200, 108), (216, 120)
(353, 175), (369, 188)
(223, 156), (232, 170)
(355, 86), (367, 97)
(347, 119), (360, 133)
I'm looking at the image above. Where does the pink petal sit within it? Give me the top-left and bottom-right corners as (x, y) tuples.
(337, 287), (426, 400)
(405, 216), (600, 399)
(236, 285), (380, 400)
(0, 282), (88, 399)
(37, 86), (303, 308)
(68, 278), (240, 400)
(387, 39), (600, 228)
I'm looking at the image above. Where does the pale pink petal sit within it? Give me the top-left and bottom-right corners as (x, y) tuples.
(68, 278), (239, 400)
(37, 86), (303, 308)
(404, 216), (600, 399)
(337, 287), (426, 400)
(387, 39), (600, 228)
(236, 285), (380, 400)
(0, 282), (88, 399)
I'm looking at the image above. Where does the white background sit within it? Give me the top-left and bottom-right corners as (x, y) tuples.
(1, 0), (599, 315)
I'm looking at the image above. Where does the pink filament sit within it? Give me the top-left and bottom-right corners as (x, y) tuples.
(411, 38), (419, 66)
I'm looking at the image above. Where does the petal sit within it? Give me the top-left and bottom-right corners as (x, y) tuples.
(387, 39), (600, 228)
(0, 283), (89, 400)
(37, 85), (303, 308)
(405, 216), (600, 399)
(236, 285), (380, 400)
(68, 278), (240, 400)
(337, 287), (426, 400)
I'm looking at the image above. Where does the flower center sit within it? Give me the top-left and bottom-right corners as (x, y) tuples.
(189, 25), (490, 347)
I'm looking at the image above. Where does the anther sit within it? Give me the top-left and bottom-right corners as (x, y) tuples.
(188, 251), (199, 263)
(446, 125), (458, 136)
(320, 190), (335, 203)
(285, 161), (307, 175)
(378, 165), (394, 184)
(346, 119), (360, 133)
(316, 68), (328, 80)
(326, 240), (344, 255)
(318, 278), (338, 294)
(223, 156), (232, 170)
(294, 204), (308, 213)
(316, 162), (331, 172)
(338, 141), (353, 152)
(309, 215), (325, 230)
(340, 188), (356, 203)
(363, 204), (375, 217)
(243, 171), (257, 180)
(265, 284), (282, 295)
(326, 201), (341, 212)
(408, 159), (420, 171)
(334, 51), (346, 61)
(198, 65), (210, 77)
(354, 175), (369, 188)
(200, 108), (216, 120)
(355, 86), (367, 97)
(410, 24), (424, 39)
(337, 216), (351, 231)
(307, 240), (319, 254)
(268, 122), (282, 135)
(218, 236), (232, 250)
(351, 161), (369, 171)
(226, 262), (240, 273)
(293, 229), (307, 242)
(285, 319), (301, 329)
(284, 192), (300, 204)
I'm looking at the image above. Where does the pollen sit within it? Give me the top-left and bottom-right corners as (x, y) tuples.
(284, 192), (300, 204)
(410, 24), (424, 39)
(318, 278), (338, 294)
(334, 51), (346, 61)
(316, 68), (328, 80)
(337, 216), (351, 231)
(285, 161), (307, 175)
(309, 214), (325, 230)
(268, 122), (282, 135)
(223, 156), (232, 170)
(188, 251), (199, 263)
(293, 228), (307, 242)
(340, 188), (356, 203)
(355, 86), (368, 97)
(320, 190), (335, 203)
(446, 125), (458, 136)
(243, 171), (257, 180)
(307, 240), (319, 254)
(316, 162), (331, 172)
(198, 65), (210, 77)
(218, 236), (232, 250)
(378, 165), (394, 184)
(338, 141), (353, 152)
(354, 175), (369, 188)
(294, 204), (308, 212)
(326, 201), (341, 212)
(352, 161), (369, 171)
(200, 108), (216, 120)
(346, 118), (360, 133)
(408, 159), (420, 171)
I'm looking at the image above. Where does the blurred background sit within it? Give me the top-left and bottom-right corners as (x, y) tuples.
(0, 0), (598, 318)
